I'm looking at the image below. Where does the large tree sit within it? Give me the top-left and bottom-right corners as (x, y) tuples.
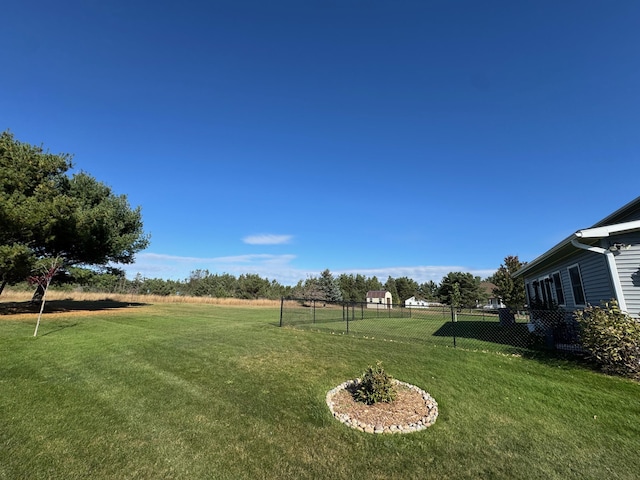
(395, 276), (419, 303)
(0, 244), (34, 294)
(491, 255), (527, 310)
(364, 275), (383, 293)
(418, 280), (439, 301)
(383, 276), (399, 305)
(437, 272), (485, 308)
(0, 131), (70, 293)
(0, 131), (149, 296)
(337, 273), (368, 302)
(293, 276), (323, 300)
(318, 269), (343, 302)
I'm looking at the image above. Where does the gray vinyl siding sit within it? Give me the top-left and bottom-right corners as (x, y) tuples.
(577, 252), (614, 307)
(524, 250), (614, 311)
(611, 232), (640, 317)
(520, 197), (640, 316)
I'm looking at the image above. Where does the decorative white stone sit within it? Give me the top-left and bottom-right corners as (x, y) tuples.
(326, 378), (438, 434)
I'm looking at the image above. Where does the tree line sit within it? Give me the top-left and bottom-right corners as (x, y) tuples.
(6, 258), (527, 310)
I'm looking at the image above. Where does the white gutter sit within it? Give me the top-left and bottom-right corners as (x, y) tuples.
(570, 237), (628, 312)
(574, 219), (640, 239)
(513, 219), (640, 279)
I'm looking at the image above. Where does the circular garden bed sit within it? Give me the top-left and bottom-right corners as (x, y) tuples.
(326, 379), (438, 434)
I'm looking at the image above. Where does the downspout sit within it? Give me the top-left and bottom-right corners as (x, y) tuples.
(570, 238), (628, 312)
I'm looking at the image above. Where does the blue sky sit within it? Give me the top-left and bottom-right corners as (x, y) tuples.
(3, 1), (640, 285)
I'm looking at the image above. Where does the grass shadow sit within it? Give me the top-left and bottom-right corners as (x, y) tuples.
(433, 320), (533, 350)
(41, 322), (79, 336)
(517, 346), (596, 373)
(0, 299), (147, 316)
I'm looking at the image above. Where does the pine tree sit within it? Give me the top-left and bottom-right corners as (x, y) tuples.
(492, 255), (527, 310)
(318, 269), (343, 302)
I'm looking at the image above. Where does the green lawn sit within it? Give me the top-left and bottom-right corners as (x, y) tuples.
(282, 302), (533, 353)
(1, 303), (639, 479)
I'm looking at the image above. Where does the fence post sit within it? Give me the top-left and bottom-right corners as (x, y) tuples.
(346, 303), (350, 334)
(451, 305), (457, 348)
(313, 299), (316, 324)
(279, 297), (284, 327)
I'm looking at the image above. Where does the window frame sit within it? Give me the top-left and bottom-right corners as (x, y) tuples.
(567, 264), (587, 307)
(551, 271), (565, 306)
(525, 282), (533, 307)
(527, 272), (567, 309)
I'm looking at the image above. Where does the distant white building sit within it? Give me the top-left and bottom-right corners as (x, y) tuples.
(482, 297), (506, 310)
(366, 290), (392, 309)
(479, 282), (506, 310)
(404, 296), (430, 308)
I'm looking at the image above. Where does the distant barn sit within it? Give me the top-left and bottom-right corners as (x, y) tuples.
(366, 290), (392, 309)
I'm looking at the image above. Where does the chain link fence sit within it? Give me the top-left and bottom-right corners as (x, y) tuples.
(279, 298), (583, 355)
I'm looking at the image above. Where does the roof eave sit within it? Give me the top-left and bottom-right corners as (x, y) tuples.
(512, 235), (574, 279)
(513, 218), (640, 279)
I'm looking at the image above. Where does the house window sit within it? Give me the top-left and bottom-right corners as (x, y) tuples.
(541, 277), (553, 308)
(529, 275), (565, 309)
(530, 277), (552, 309)
(567, 265), (586, 306)
(532, 280), (541, 303)
(551, 271), (565, 305)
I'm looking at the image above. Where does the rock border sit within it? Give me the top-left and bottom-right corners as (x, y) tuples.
(326, 379), (438, 434)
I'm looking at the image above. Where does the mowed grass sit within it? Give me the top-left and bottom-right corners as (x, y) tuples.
(1, 302), (640, 479)
(283, 303), (532, 353)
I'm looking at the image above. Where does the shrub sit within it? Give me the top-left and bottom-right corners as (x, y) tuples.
(353, 361), (397, 405)
(575, 301), (640, 379)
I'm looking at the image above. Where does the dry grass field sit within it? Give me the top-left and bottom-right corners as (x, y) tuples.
(0, 289), (281, 321)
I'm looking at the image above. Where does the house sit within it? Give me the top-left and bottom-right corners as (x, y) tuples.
(479, 282), (505, 310)
(366, 290), (392, 309)
(404, 296), (430, 308)
(512, 196), (640, 318)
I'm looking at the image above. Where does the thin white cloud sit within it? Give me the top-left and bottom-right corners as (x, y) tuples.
(120, 252), (299, 283)
(119, 252), (495, 286)
(333, 266), (497, 284)
(138, 252), (294, 264)
(243, 234), (292, 245)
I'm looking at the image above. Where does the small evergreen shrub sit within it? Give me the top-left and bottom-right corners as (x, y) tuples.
(353, 361), (397, 405)
(575, 300), (640, 379)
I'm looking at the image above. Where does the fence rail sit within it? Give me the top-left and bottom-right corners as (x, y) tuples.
(279, 298), (583, 354)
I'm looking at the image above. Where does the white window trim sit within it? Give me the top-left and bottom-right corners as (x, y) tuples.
(567, 263), (587, 307)
(525, 282), (534, 307)
(551, 271), (566, 306)
(527, 272), (567, 308)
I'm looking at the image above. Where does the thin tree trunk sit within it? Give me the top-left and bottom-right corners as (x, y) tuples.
(30, 257), (60, 337)
(31, 283), (45, 302)
(33, 279), (51, 337)
(0, 279), (7, 297)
